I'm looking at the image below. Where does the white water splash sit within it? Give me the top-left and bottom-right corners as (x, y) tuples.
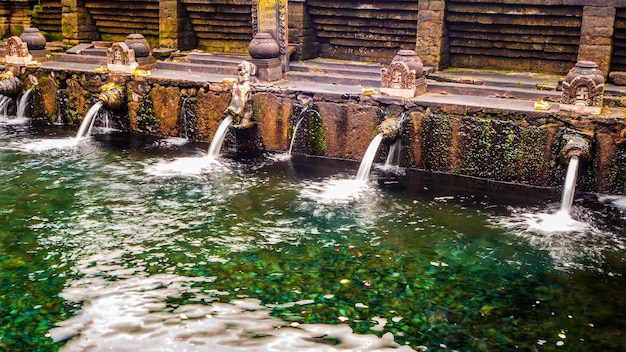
(495, 206), (624, 270)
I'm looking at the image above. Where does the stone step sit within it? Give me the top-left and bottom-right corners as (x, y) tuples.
(285, 70), (380, 87)
(289, 59), (384, 77)
(53, 53), (108, 65)
(157, 61), (238, 76)
(187, 52), (250, 66)
(427, 81), (562, 102)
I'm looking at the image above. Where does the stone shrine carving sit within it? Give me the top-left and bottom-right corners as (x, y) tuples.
(225, 61), (258, 129)
(106, 42), (138, 72)
(382, 61), (416, 90)
(4, 36), (33, 65)
(560, 61), (604, 114)
(380, 50), (426, 98)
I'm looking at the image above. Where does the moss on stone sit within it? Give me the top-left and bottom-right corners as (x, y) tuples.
(423, 113), (452, 172)
(307, 109), (326, 155)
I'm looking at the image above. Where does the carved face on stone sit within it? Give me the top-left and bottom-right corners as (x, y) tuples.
(392, 69), (403, 88)
(237, 61), (256, 83)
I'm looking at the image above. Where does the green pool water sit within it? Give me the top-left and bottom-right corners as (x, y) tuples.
(1, 124), (625, 351)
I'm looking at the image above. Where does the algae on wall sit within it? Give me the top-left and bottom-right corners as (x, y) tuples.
(421, 113), (453, 172)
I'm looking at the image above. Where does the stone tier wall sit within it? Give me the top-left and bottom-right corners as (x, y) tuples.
(612, 8), (626, 72)
(23, 67), (626, 195)
(181, 0), (253, 54)
(446, 1), (583, 74)
(306, 0), (419, 63)
(83, 0), (160, 48)
(31, 0), (63, 42)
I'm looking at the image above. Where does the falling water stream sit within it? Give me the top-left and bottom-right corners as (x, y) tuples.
(207, 115), (233, 159)
(356, 133), (384, 181)
(74, 101), (103, 140)
(16, 88), (32, 118)
(0, 95), (11, 117)
(384, 139), (402, 168)
(288, 110), (309, 156)
(559, 155), (579, 215)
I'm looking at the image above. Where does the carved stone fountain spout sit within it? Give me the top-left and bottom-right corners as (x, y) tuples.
(376, 117), (402, 140)
(560, 132), (591, 164)
(225, 61), (257, 129)
(98, 82), (126, 110)
(0, 72), (23, 98)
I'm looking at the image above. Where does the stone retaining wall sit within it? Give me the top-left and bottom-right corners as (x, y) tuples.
(22, 66), (626, 195)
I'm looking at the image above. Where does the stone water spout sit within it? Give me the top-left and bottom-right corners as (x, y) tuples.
(376, 117), (402, 141)
(560, 132), (591, 164)
(376, 112), (409, 141)
(98, 83), (125, 110)
(0, 72), (22, 98)
(225, 61), (257, 129)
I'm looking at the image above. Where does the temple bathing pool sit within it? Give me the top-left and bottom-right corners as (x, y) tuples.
(1, 121), (625, 351)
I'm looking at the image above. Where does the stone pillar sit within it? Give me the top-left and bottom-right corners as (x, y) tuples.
(252, 0), (289, 72)
(62, 0), (97, 45)
(577, 6), (615, 78)
(159, 0), (196, 50)
(287, 0), (319, 60)
(9, 0), (31, 36)
(415, 0), (448, 70)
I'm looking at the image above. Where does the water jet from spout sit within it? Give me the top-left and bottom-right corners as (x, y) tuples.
(0, 95), (12, 118)
(75, 101), (104, 140)
(559, 155), (579, 215)
(356, 133), (384, 181)
(207, 115), (233, 159)
(17, 88), (32, 118)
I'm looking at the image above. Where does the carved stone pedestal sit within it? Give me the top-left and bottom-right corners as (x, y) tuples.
(250, 57), (282, 82)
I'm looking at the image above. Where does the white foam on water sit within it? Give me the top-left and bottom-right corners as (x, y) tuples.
(145, 156), (229, 177)
(50, 273), (414, 352)
(495, 206), (625, 270)
(299, 178), (370, 204)
(19, 137), (81, 151)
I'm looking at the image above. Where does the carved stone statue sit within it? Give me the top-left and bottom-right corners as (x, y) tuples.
(225, 61), (257, 129)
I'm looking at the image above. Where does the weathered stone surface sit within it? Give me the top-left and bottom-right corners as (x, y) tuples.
(66, 77), (92, 124)
(151, 85), (181, 137)
(578, 44), (612, 77)
(317, 101), (378, 160)
(253, 93), (291, 151)
(196, 88), (229, 142)
(32, 74), (59, 123)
